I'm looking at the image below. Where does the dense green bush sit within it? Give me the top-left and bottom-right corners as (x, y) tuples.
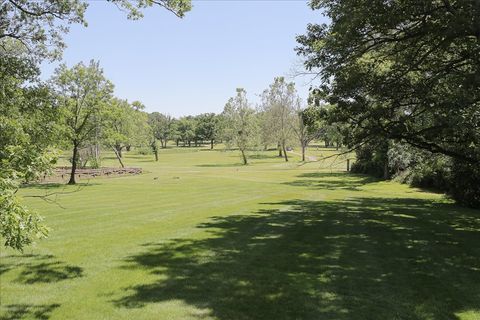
(450, 161), (480, 208)
(351, 141), (389, 178)
(354, 142), (479, 208)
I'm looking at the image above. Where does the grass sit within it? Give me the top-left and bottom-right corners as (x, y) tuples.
(1, 147), (479, 320)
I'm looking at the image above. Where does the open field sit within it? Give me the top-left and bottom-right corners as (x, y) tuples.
(1, 147), (479, 320)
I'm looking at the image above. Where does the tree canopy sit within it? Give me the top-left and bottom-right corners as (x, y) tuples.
(296, 0), (480, 164)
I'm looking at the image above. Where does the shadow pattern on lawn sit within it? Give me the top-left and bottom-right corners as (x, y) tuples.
(0, 304), (60, 320)
(1, 254), (83, 284)
(114, 196), (480, 319)
(284, 172), (378, 191)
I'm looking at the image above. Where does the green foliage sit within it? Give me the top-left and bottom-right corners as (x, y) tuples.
(51, 60), (113, 183)
(297, 0), (480, 163)
(0, 47), (61, 250)
(259, 77), (298, 160)
(222, 88), (259, 164)
(195, 113), (219, 147)
(351, 141), (389, 179)
(1, 0), (191, 62)
(148, 112), (174, 148)
(103, 98), (149, 166)
(450, 161), (480, 208)
(388, 143), (480, 208)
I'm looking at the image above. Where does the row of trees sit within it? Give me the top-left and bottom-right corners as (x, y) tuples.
(7, 58), (341, 188)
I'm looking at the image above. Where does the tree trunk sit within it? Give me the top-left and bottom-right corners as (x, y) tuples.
(384, 161), (389, 180)
(176, 139), (179, 147)
(112, 146), (125, 168)
(240, 148), (248, 165)
(278, 143), (283, 157)
(68, 142), (78, 185)
(188, 140), (191, 147)
(210, 139), (214, 149)
(115, 144), (123, 158)
(301, 143), (306, 162)
(282, 142), (289, 162)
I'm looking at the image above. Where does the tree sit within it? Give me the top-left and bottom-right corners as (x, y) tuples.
(296, 0), (480, 165)
(222, 88), (258, 165)
(0, 45), (58, 250)
(177, 116), (197, 147)
(292, 104), (322, 161)
(103, 98), (149, 167)
(1, 0), (191, 61)
(1, 0), (191, 250)
(196, 113), (219, 149)
(51, 60), (113, 184)
(260, 77), (298, 162)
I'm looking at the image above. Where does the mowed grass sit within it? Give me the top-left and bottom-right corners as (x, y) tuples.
(1, 147), (479, 320)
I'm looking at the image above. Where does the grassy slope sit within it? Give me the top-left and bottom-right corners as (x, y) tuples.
(1, 147), (479, 320)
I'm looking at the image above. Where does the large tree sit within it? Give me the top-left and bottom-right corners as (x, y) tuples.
(1, 0), (191, 61)
(148, 112), (174, 149)
(0, 46), (58, 250)
(222, 88), (258, 165)
(296, 0), (480, 165)
(259, 77), (298, 162)
(51, 61), (114, 184)
(293, 105), (323, 162)
(103, 98), (149, 167)
(195, 113), (219, 149)
(1, 0), (192, 250)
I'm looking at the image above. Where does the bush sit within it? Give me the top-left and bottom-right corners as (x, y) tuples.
(351, 141), (389, 178)
(450, 161), (480, 208)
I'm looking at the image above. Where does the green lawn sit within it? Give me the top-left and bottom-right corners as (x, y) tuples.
(1, 147), (479, 320)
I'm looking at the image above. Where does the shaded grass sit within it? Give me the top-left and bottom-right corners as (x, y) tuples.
(1, 148), (479, 319)
(114, 197), (480, 320)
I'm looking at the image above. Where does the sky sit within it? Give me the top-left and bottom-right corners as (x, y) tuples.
(41, 0), (326, 117)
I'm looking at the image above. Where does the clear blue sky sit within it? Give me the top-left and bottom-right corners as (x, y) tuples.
(41, 0), (326, 117)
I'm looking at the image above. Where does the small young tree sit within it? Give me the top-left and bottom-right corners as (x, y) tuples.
(52, 60), (113, 184)
(222, 88), (258, 165)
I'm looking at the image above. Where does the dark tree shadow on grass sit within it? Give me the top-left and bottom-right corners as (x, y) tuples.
(0, 254), (83, 284)
(113, 196), (480, 319)
(0, 304), (60, 320)
(284, 172), (378, 191)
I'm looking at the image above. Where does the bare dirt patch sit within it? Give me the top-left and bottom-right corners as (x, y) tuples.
(39, 167), (142, 183)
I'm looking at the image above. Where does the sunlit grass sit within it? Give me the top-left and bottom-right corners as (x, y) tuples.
(1, 146), (478, 320)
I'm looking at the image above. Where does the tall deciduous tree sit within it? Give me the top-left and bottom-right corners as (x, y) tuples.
(103, 98), (149, 167)
(292, 104), (321, 162)
(196, 113), (219, 149)
(52, 60), (113, 184)
(222, 88), (258, 165)
(296, 0), (480, 165)
(0, 47), (58, 250)
(260, 77), (298, 162)
(1, 0), (191, 250)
